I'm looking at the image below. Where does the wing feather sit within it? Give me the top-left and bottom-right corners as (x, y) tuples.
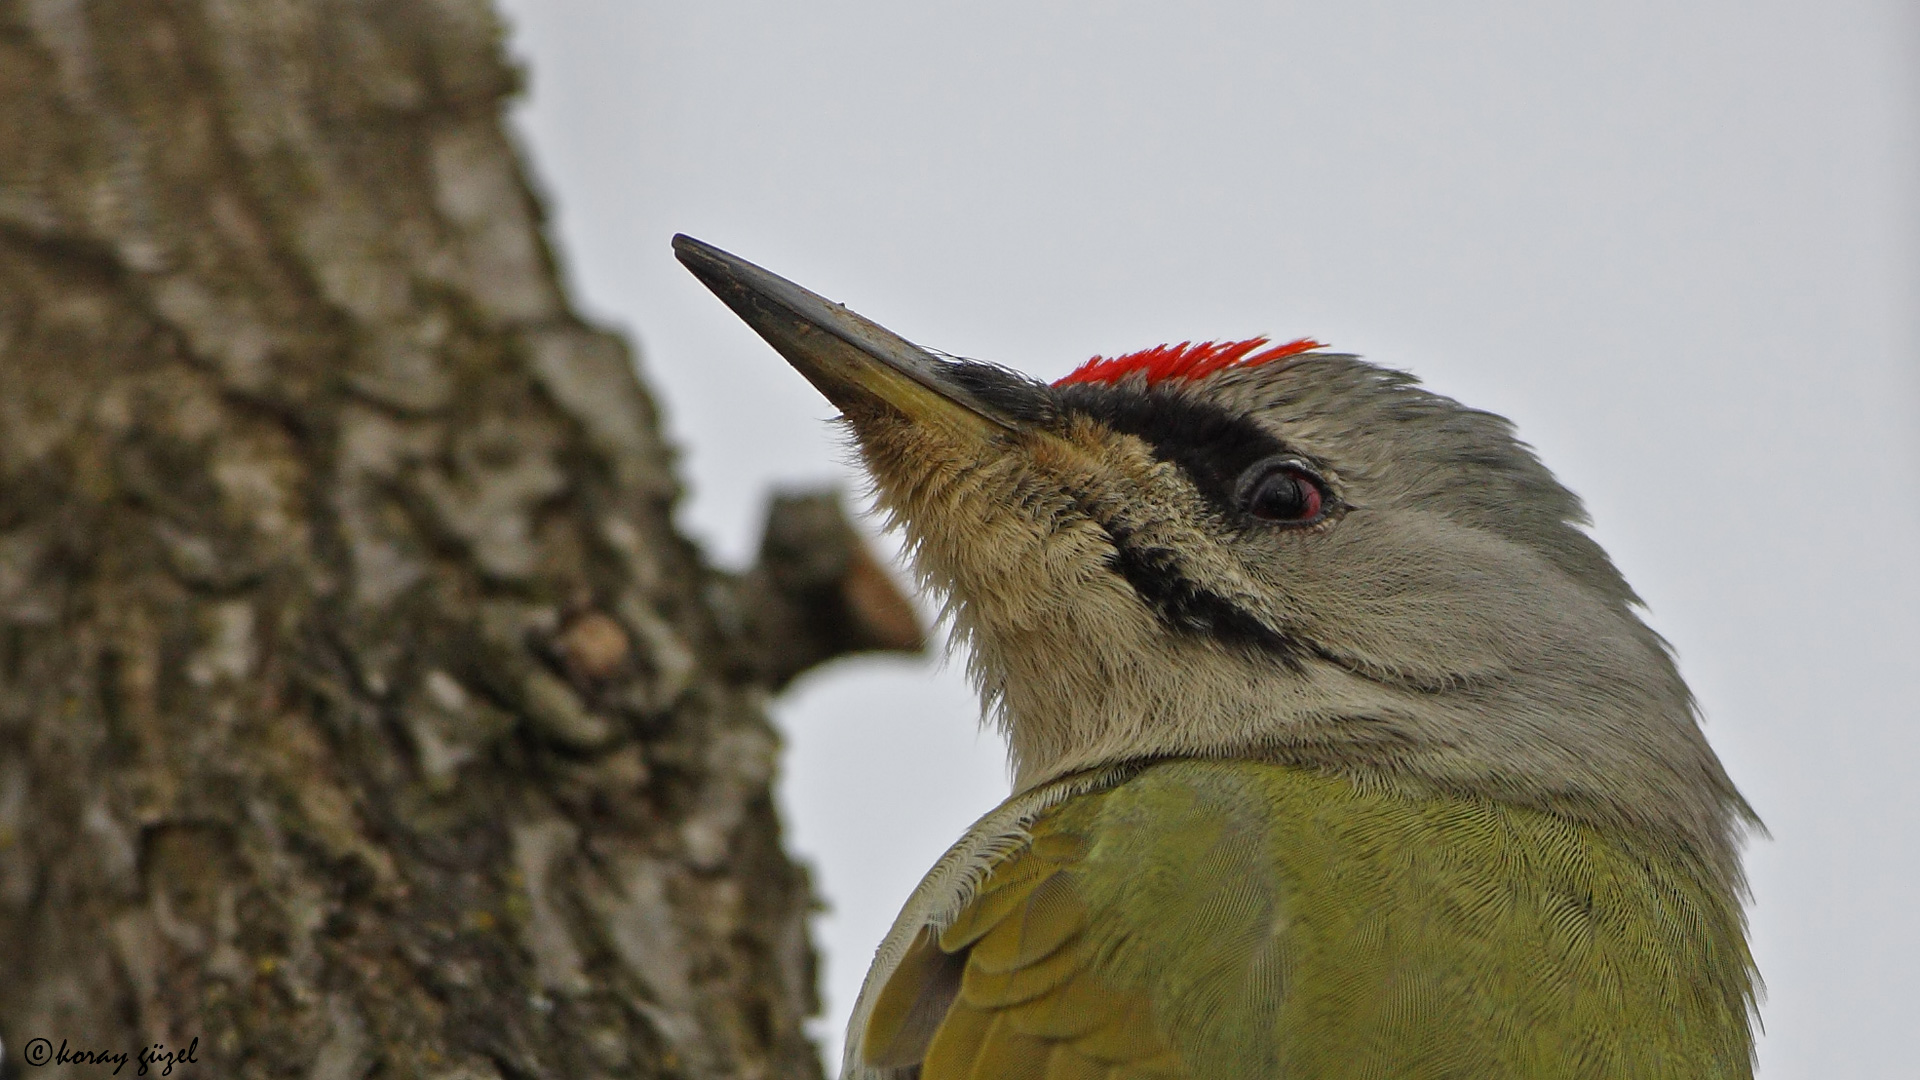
(1041, 1044), (1110, 1080)
(854, 760), (1756, 1080)
(898, 810), (1188, 1080)
(863, 926), (967, 1068)
(965, 873), (1086, 973)
(920, 996), (996, 1079)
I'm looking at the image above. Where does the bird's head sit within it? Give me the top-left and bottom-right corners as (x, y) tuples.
(676, 236), (1752, 881)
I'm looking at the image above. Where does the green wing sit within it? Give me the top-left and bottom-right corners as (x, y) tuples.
(861, 760), (1755, 1080)
(864, 821), (1188, 1080)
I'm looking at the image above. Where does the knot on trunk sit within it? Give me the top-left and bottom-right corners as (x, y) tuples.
(718, 489), (926, 691)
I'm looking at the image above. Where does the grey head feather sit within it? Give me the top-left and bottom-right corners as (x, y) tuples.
(852, 349), (1756, 892)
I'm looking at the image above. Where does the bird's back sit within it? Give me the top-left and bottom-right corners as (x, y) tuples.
(860, 759), (1756, 1080)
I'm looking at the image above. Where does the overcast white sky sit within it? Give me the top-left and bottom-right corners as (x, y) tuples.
(495, 3), (1918, 1075)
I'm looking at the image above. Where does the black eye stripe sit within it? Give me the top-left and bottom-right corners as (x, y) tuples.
(1053, 383), (1293, 516)
(1053, 384), (1317, 658)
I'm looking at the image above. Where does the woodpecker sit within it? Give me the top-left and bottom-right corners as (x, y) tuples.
(675, 236), (1758, 1080)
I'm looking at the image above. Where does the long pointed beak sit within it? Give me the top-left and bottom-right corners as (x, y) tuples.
(673, 235), (1020, 433)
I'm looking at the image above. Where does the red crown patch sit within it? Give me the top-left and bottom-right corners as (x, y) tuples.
(1053, 336), (1325, 388)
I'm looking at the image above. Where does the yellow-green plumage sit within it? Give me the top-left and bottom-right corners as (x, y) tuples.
(870, 760), (1755, 1080)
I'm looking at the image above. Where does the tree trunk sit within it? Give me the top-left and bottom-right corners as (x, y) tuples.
(0, 2), (917, 1077)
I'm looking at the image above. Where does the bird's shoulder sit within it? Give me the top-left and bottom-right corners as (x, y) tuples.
(858, 758), (1755, 1080)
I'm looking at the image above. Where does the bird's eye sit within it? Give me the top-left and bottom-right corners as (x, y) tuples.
(1238, 460), (1328, 524)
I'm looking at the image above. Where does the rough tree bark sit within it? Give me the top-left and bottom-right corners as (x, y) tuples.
(0, 2), (922, 1077)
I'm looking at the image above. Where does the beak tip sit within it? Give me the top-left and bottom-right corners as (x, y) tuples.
(671, 233), (722, 282)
